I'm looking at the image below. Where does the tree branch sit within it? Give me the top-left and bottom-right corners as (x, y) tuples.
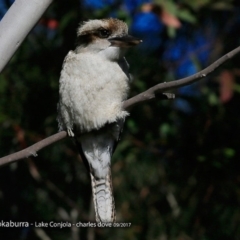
(0, 131), (67, 167)
(1, 45), (240, 166)
(123, 45), (240, 109)
(0, 0), (53, 72)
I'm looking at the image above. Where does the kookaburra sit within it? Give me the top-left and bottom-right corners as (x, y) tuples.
(57, 18), (141, 222)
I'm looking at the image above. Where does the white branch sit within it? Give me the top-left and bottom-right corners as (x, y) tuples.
(0, 0), (53, 72)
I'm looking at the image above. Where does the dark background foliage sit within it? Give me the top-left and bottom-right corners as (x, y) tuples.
(0, 0), (240, 239)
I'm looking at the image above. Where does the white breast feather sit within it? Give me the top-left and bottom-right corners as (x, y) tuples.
(58, 51), (129, 132)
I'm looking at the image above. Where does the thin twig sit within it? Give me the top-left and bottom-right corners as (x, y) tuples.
(0, 131), (67, 167)
(123, 45), (240, 109)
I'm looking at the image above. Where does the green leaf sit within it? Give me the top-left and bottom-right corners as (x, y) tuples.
(223, 148), (235, 158)
(182, 0), (210, 11)
(177, 9), (197, 24)
(167, 26), (177, 38)
(155, 0), (178, 15)
(211, 2), (233, 10)
(197, 156), (206, 162)
(208, 92), (219, 106)
(233, 84), (240, 93)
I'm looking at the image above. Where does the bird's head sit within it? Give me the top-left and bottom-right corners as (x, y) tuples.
(75, 18), (142, 60)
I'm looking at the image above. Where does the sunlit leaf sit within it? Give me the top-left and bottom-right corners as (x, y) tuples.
(177, 9), (197, 24)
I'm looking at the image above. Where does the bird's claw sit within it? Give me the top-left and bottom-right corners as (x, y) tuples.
(67, 128), (75, 137)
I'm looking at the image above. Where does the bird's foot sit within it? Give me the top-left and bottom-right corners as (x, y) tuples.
(67, 128), (75, 137)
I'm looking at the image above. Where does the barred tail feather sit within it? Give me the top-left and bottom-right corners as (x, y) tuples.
(75, 121), (124, 222)
(90, 169), (115, 223)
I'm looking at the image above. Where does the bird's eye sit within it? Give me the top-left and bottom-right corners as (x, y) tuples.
(98, 28), (111, 38)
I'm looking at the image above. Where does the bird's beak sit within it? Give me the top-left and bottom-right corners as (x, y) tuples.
(108, 35), (142, 47)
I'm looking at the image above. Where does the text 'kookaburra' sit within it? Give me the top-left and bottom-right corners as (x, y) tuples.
(57, 18), (142, 222)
